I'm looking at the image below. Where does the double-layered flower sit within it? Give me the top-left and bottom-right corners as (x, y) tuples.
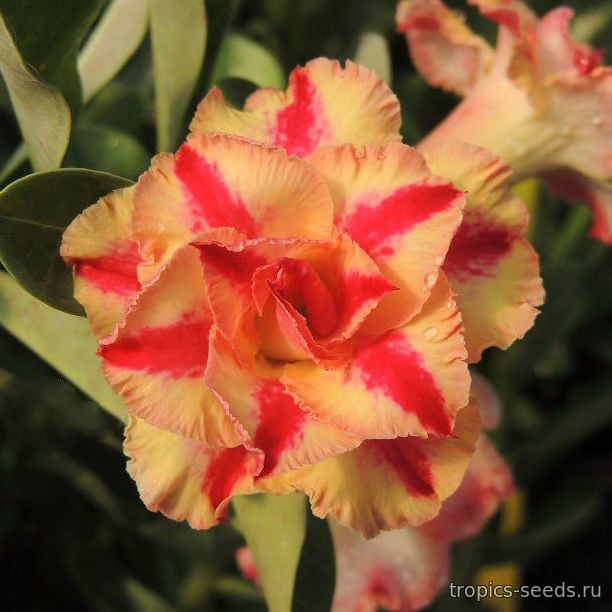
(397, 0), (612, 243)
(61, 58), (542, 537)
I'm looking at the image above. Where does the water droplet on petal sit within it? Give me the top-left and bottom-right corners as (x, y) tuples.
(592, 116), (603, 126)
(434, 255), (444, 266)
(424, 272), (436, 289)
(423, 326), (438, 340)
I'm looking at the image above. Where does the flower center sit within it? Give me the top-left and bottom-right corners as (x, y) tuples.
(270, 258), (339, 338)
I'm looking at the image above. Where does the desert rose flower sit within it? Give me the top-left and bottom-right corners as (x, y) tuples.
(397, 0), (612, 243)
(61, 58), (538, 538)
(237, 373), (513, 611)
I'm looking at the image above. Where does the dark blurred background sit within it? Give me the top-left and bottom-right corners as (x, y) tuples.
(1, 0), (611, 609)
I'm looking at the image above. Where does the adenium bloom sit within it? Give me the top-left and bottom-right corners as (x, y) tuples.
(61, 58), (539, 538)
(397, 0), (612, 243)
(237, 373), (513, 611)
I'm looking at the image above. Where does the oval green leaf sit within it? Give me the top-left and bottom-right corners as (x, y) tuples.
(0, 272), (127, 422)
(0, 169), (132, 314)
(78, 0), (150, 104)
(213, 33), (285, 90)
(0, 12), (71, 171)
(150, 0), (207, 151)
(66, 124), (150, 180)
(0, 0), (103, 113)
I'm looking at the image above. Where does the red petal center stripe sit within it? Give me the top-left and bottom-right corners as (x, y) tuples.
(74, 241), (141, 296)
(367, 438), (435, 497)
(272, 67), (327, 157)
(198, 244), (268, 290)
(341, 183), (460, 256)
(175, 144), (257, 237)
(444, 213), (514, 280)
(254, 380), (307, 478)
(335, 272), (396, 329)
(100, 315), (211, 378)
(202, 445), (252, 509)
(355, 330), (452, 436)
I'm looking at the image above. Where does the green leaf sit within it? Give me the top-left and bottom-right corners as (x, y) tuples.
(0, 12), (71, 171)
(292, 513), (336, 612)
(78, 0), (150, 104)
(213, 33), (285, 89)
(0, 142), (27, 185)
(200, 0), (238, 89)
(354, 31), (391, 85)
(150, 0), (207, 151)
(124, 577), (179, 612)
(0, 169), (132, 314)
(0, 272), (127, 422)
(66, 124), (150, 180)
(233, 493), (307, 612)
(0, 0), (103, 112)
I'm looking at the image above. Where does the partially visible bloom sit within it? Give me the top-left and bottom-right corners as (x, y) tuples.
(237, 373), (513, 611)
(61, 58), (537, 538)
(397, 0), (612, 243)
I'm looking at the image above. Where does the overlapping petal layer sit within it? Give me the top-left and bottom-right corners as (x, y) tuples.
(307, 143), (465, 332)
(282, 274), (469, 441)
(197, 229), (394, 357)
(237, 375), (513, 610)
(125, 416), (260, 529)
(100, 246), (241, 448)
(205, 331), (362, 478)
(133, 133), (334, 280)
(190, 58), (402, 155)
(423, 141), (544, 360)
(261, 396), (479, 538)
(422, 434), (513, 541)
(60, 186), (142, 339)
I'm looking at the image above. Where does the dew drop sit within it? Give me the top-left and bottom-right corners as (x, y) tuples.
(424, 272), (436, 289)
(591, 116), (603, 126)
(423, 326), (438, 340)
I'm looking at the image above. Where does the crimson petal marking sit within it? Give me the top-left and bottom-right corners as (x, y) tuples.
(100, 314), (211, 378)
(254, 380), (307, 478)
(175, 144), (257, 237)
(443, 211), (515, 281)
(202, 445), (255, 510)
(273, 67), (327, 156)
(341, 183), (461, 257)
(355, 329), (453, 436)
(75, 241), (141, 296)
(366, 438), (435, 497)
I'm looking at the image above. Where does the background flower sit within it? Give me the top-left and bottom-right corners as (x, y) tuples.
(398, 0), (612, 243)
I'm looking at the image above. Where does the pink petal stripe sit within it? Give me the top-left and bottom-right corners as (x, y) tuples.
(341, 183), (461, 256)
(355, 330), (453, 436)
(175, 144), (257, 236)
